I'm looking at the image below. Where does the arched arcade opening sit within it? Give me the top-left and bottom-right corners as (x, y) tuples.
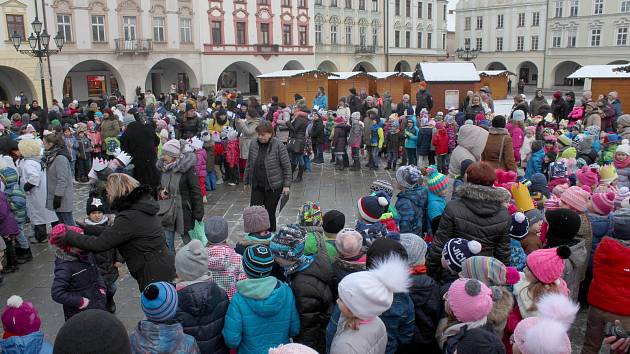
(217, 61), (262, 95)
(145, 58), (198, 95)
(63, 60), (125, 102)
(0, 66), (36, 103)
(554, 61), (583, 87)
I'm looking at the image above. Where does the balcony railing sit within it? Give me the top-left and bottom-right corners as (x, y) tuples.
(255, 44), (280, 53)
(204, 43), (313, 55)
(355, 45), (376, 53)
(115, 39), (153, 54)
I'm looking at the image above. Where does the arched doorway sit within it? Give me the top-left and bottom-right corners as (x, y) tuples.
(0, 66), (36, 102)
(217, 61), (262, 95)
(282, 60), (305, 70)
(353, 61), (377, 72)
(608, 60), (630, 65)
(553, 61), (583, 86)
(516, 61), (539, 85)
(317, 60), (338, 72)
(145, 58), (198, 95)
(63, 60), (125, 102)
(394, 60), (411, 72)
(486, 62), (507, 70)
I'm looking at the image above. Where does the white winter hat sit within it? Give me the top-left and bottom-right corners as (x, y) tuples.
(338, 255), (410, 320)
(616, 139), (630, 155)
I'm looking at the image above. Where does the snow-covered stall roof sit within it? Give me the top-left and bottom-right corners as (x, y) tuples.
(568, 65), (630, 79)
(330, 72), (377, 80)
(478, 70), (516, 77)
(371, 72), (413, 79)
(257, 70), (338, 78)
(419, 62), (480, 82)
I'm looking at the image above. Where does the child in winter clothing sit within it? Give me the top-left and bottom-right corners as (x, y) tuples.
(558, 186), (593, 253)
(189, 137), (208, 203)
(439, 238), (482, 289)
(547, 160), (569, 191)
(84, 196), (121, 314)
(86, 121), (102, 158)
(581, 209), (630, 354)
(355, 195), (390, 247)
(331, 116), (350, 170)
(235, 206), (273, 255)
(223, 245), (300, 354)
(368, 115), (384, 170)
(398, 234), (442, 354)
(521, 126), (536, 166)
(300, 201), (336, 260)
(322, 209), (345, 245)
(328, 254), (410, 354)
(416, 116), (433, 168)
(129, 282), (200, 354)
(512, 294), (579, 354)
(511, 118), (525, 166)
(384, 115), (400, 171)
(575, 165), (599, 191)
(0, 295), (52, 354)
(404, 118), (419, 167)
(433, 122), (450, 174)
(509, 212), (529, 271)
(204, 217), (247, 300)
(175, 240), (229, 354)
(0, 191), (20, 274)
(348, 112), (364, 170)
(49, 224), (106, 321)
(426, 166), (448, 228)
(0, 164), (31, 264)
(201, 131), (217, 191)
(332, 228), (366, 282)
(587, 192), (615, 264)
(615, 140), (630, 188)
(74, 127), (93, 183)
(395, 165), (428, 236)
(224, 127), (240, 186)
(525, 141), (545, 180)
(62, 126), (77, 178)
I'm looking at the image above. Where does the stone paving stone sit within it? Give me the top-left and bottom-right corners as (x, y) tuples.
(0, 155), (587, 351)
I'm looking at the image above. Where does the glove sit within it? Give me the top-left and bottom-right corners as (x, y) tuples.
(23, 182), (35, 192)
(53, 195), (62, 209)
(78, 297), (90, 310)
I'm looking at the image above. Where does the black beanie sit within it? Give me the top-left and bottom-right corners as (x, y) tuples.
(322, 210), (345, 234)
(53, 309), (131, 354)
(366, 238), (408, 269)
(456, 327), (505, 354)
(545, 209), (581, 248)
(492, 115), (506, 128)
(86, 196), (106, 215)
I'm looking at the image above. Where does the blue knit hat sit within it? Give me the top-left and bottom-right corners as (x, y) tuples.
(242, 245), (274, 278)
(270, 224), (306, 261)
(140, 282), (178, 322)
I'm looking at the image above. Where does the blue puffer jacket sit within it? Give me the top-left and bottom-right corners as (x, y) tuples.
(525, 148), (545, 180)
(355, 220), (390, 247)
(587, 212), (613, 267)
(380, 293), (415, 354)
(396, 186), (428, 235)
(427, 191), (446, 225)
(129, 321), (200, 354)
(404, 126), (419, 149)
(176, 281), (229, 354)
(416, 127), (433, 156)
(223, 277), (300, 354)
(0, 332), (52, 354)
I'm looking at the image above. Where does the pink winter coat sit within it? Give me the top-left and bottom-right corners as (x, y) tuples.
(511, 126), (524, 163)
(194, 149), (207, 177)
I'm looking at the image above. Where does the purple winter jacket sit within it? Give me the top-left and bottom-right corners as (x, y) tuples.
(195, 149), (207, 177)
(0, 192), (19, 238)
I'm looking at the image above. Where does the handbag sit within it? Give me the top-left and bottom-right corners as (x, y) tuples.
(157, 172), (182, 228)
(286, 138), (297, 153)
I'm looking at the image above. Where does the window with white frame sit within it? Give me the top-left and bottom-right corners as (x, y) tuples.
(395, 0), (400, 15)
(236, 22), (247, 44)
(372, 26), (378, 45)
(442, 33), (446, 48)
(427, 3), (432, 18)
(372, 0), (378, 11)
(464, 17), (471, 30)
(476, 37), (482, 50)
(476, 16), (483, 29)
(57, 14), (72, 42)
(552, 31), (561, 47)
(211, 21), (222, 44)
(152, 17), (165, 42)
(405, 30), (410, 48)
(394, 30), (400, 47)
(555, 1), (563, 17)
(618, 27), (628, 45)
(283, 24), (292, 45)
(532, 12), (540, 26)
(6, 14), (25, 40)
(359, 0), (365, 10)
(517, 36), (524, 50)
(518, 13), (525, 27)
(567, 30), (576, 47)
(122, 16), (136, 41)
(417, 31), (423, 47)
(418, 2), (423, 18)
(622, 0), (630, 12)
(298, 0), (306, 7)
(591, 28), (601, 46)
(282, 0), (290, 6)
(315, 24), (322, 44)
(594, 0), (603, 14)
(496, 36), (503, 51)
(345, 0), (351, 8)
(531, 35), (539, 50)
(298, 25), (307, 45)
(405, 0), (411, 16)
(330, 0), (337, 6)
(260, 23), (270, 44)
(360, 26), (367, 46)
(345, 25), (352, 44)
(464, 37), (470, 48)
(443, 4), (447, 21)
(497, 14), (503, 29)
(180, 18), (192, 43)
(427, 32), (432, 48)
(570, 0), (579, 16)
(91, 15), (105, 42)
(330, 24), (337, 44)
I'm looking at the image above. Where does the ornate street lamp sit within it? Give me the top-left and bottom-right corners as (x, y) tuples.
(455, 44), (479, 61)
(11, 0), (64, 118)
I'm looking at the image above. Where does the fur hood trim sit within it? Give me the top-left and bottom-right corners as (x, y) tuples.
(457, 183), (511, 203)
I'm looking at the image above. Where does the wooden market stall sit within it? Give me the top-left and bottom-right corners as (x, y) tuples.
(568, 65), (630, 114)
(328, 72), (377, 106)
(257, 70), (337, 107)
(478, 70), (515, 99)
(371, 72), (412, 103)
(409, 62), (481, 115)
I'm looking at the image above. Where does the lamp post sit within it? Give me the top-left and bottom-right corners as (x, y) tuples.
(10, 0), (64, 119)
(455, 44), (479, 61)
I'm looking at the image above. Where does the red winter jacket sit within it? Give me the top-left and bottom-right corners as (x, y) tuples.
(432, 128), (449, 155)
(588, 237), (630, 315)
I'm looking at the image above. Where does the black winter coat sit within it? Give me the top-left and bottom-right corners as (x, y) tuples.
(416, 127), (433, 156)
(120, 121), (161, 193)
(332, 124), (351, 153)
(415, 90), (434, 113)
(310, 119), (325, 145)
(551, 98), (568, 121)
(86, 223), (123, 287)
(51, 252), (107, 320)
(176, 282), (229, 354)
(396, 102), (415, 116)
(464, 104), (484, 122)
(286, 253), (335, 353)
(427, 183), (511, 277)
(287, 112), (309, 154)
(399, 273), (442, 354)
(64, 185), (176, 291)
(177, 116), (202, 139)
(348, 94), (361, 114)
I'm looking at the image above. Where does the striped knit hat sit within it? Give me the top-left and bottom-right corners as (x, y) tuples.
(357, 195), (389, 223)
(460, 256), (520, 287)
(141, 282), (178, 322)
(591, 192), (615, 215)
(559, 186), (591, 213)
(426, 165), (448, 194)
(242, 245), (274, 278)
(270, 224), (306, 261)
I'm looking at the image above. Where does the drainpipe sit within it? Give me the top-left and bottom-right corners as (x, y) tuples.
(541, 0), (549, 89)
(41, 0), (55, 99)
(384, 0), (389, 70)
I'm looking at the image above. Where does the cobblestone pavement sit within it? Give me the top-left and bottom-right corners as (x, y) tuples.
(0, 156), (588, 352)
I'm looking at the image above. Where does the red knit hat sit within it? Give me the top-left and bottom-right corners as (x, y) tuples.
(559, 186), (591, 213)
(526, 246), (571, 284)
(591, 192), (615, 215)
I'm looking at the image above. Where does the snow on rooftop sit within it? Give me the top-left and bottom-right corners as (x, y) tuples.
(257, 70), (338, 78)
(330, 72), (377, 80)
(420, 62), (480, 82)
(567, 65), (630, 79)
(478, 70), (510, 76)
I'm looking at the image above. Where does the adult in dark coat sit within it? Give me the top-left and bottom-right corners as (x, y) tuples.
(58, 176), (176, 291)
(415, 82), (434, 114)
(396, 94), (415, 116)
(120, 120), (161, 193)
(177, 104), (202, 139)
(286, 105), (309, 182)
(347, 88), (362, 114)
(551, 91), (568, 122)
(426, 162), (511, 279)
(310, 112), (325, 163)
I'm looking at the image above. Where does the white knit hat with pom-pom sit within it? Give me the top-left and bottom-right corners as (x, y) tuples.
(616, 139), (630, 155)
(513, 293), (579, 354)
(338, 255), (410, 320)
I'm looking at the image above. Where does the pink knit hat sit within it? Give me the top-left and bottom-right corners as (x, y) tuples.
(559, 186), (591, 213)
(575, 166), (599, 189)
(591, 192), (615, 215)
(49, 224), (84, 254)
(526, 246), (571, 284)
(543, 196), (561, 210)
(1, 295), (41, 337)
(446, 278), (494, 323)
(269, 343), (318, 354)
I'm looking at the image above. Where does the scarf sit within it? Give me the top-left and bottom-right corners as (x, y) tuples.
(42, 146), (66, 168)
(614, 156), (630, 169)
(284, 254), (315, 276)
(410, 264), (427, 275)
